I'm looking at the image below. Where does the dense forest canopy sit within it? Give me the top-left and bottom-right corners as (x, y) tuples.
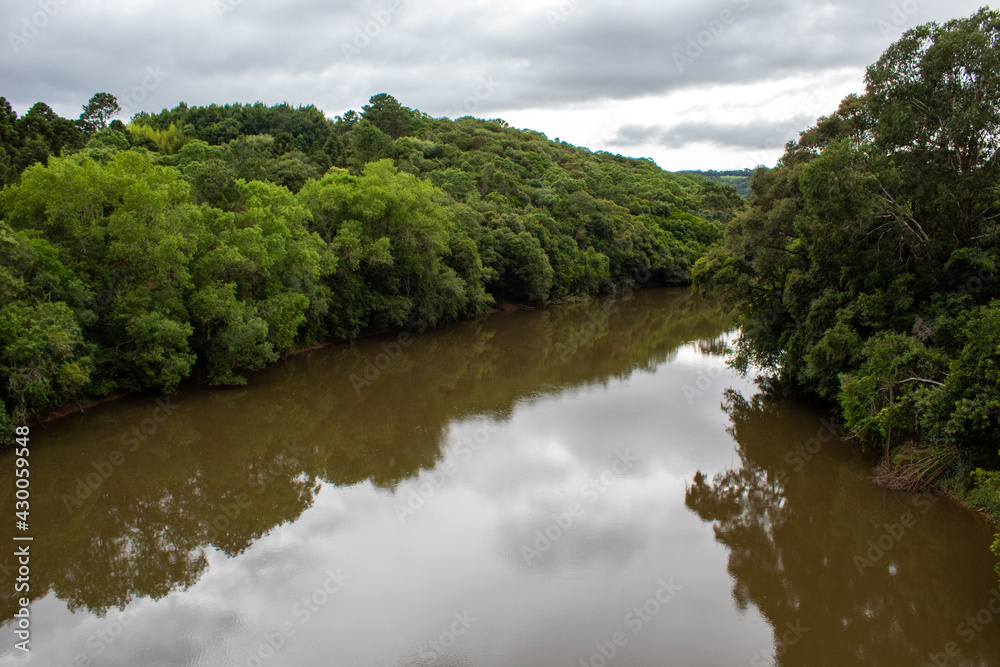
(694, 8), (1000, 575)
(0, 91), (744, 441)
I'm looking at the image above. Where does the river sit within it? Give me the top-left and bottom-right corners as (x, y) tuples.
(1, 288), (998, 666)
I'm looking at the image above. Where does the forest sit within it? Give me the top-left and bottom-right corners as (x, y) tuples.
(694, 9), (1000, 573)
(0, 91), (743, 440)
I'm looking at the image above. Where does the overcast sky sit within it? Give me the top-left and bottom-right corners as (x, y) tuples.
(0, 0), (991, 170)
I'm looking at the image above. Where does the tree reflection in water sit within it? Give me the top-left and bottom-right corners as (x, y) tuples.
(686, 386), (1000, 665)
(1, 289), (732, 619)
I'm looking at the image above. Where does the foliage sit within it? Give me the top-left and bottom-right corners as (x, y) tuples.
(695, 9), (1000, 515)
(0, 98), (85, 185)
(188, 180), (330, 384)
(298, 160), (486, 334)
(128, 122), (190, 155)
(361, 93), (423, 139)
(79, 93), (121, 134)
(0, 301), (91, 425)
(968, 464), (1000, 519)
(992, 532), (1000, 581)
(969, 456), (1000, 582)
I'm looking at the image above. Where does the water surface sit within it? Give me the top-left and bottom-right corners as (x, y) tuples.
(1, 288), (998, 666)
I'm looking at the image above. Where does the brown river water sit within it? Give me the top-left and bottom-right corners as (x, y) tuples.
(1, 288), (998, 666)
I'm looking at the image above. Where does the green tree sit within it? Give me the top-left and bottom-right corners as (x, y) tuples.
(695, 9), (1000, 499)
(865, 8), (1000, 247)
(346, 121), (393, 169)
(298, 160), (486, 333)
(0, 301), (91, 425)
(80, 93), (121, 134)
(128, 122), (190, 155)
(361, 94), (420, 139)
(479, 226), (554, 303)
(2, 150), (202, 395)
(188, 180), (331, 384)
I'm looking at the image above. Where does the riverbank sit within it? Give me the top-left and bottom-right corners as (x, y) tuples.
(30, 294), (602, 432)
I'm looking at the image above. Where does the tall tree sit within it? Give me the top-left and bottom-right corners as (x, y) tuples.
(865, 7), (1000, 247)
(361, 94), (419, 139)
(79, 92), (121, 133)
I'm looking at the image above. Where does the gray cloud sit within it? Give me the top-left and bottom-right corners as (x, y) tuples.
(0, 0), (988, 160)
(614, 118), (806, 150)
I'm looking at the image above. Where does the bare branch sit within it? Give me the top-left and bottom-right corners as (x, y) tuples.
(898, 376), (946, 387)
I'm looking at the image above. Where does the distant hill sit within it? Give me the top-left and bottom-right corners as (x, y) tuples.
(678, 169), (753, 198)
